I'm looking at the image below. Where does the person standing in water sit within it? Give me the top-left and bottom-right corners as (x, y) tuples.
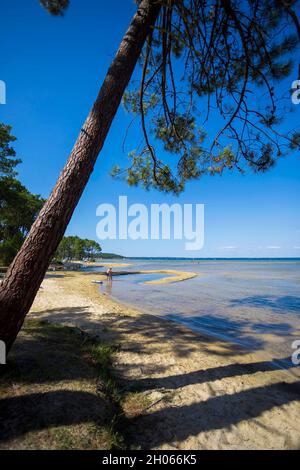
(106, 267), (113, 280)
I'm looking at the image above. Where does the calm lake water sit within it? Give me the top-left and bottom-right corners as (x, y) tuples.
(91, 259), (300, 367)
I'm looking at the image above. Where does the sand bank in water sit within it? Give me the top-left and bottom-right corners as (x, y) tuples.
(29, 271), (300, 450)
(102, 269), (198, 284)
(141, 269), (198, 284)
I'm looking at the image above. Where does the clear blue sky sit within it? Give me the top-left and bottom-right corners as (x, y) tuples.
(1, 0), (300, 258)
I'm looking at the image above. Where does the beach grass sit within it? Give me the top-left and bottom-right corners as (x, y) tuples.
(0, 319), (125, 450)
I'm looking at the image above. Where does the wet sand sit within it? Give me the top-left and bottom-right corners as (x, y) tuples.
(29, 270), (300, 450)
(141, 269), (198, 284)
(82, 262), (198, 284)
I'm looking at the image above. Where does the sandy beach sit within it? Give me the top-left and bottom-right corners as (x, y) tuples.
(25, 269), (300, 450)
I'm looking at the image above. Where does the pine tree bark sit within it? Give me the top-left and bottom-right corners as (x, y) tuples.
(0, 0), (161, 353)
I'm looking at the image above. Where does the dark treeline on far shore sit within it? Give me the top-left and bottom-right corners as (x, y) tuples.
(54, 236), (102, 262)
(53, 236), (123, 263)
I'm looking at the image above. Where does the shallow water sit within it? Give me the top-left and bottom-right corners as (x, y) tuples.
(94, 259), (300, 366)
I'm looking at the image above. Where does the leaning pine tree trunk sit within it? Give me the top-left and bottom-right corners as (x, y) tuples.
(0, 0), (161, 354)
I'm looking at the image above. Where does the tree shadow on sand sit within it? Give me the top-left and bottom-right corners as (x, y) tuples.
(31, 306), (266, 361)
(1, 308), (300, 448)
(0, 320), (117, 447)
(1, 373), (299, 446)
(126, 380), (300, 448)
(125, 356), (297, 392)
(0, 390), (108, 442)
(3, 317), (99, 384)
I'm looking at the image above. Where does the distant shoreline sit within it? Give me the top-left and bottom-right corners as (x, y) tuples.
(124, 257), (300, 261)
